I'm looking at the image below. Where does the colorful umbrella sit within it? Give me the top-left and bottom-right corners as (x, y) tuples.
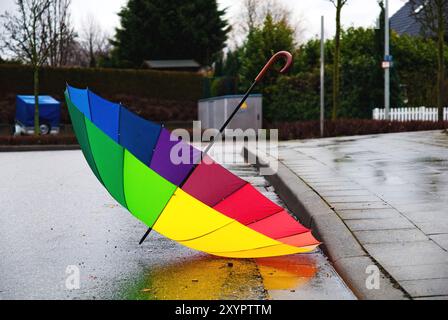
(65, 52), (320, 258)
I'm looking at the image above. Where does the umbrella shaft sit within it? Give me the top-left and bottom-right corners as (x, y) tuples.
(138, 227), (153, 245)
(202, 81), (257, 156)
(139, 81), (258, 245)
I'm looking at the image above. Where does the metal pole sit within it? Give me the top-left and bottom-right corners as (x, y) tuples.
(385, 0), (390, 120)
(320, 16), (325, 137)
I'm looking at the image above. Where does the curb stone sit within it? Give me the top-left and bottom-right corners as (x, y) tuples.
(0, 144), (80, 152)
(243, 146), (408, 300)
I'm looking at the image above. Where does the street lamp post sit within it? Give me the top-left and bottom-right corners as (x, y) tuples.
(320, 16), (325, 137)
(384, 0), (390, 120)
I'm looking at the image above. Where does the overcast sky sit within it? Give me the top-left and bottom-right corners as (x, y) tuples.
(0, 0), (406, 43)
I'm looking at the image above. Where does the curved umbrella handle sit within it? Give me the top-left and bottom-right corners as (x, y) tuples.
(255, 51), (293, 83)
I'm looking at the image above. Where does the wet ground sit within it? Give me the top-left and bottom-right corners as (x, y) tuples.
(0, 148), (354, 300)
(280, 130), (448, 299)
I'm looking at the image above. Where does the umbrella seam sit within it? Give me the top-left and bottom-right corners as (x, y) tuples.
(208, 181), (249, 207)
(66, 87), (104, 186)
(117, 104), (130, 209)
(169, 221), (235, 242)
(209, 243), (319, 255)
(147, 122), (165, 168)
(145, 186), (180, 229)
(175, 214), (305, 247)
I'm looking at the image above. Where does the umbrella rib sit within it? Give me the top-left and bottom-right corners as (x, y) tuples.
(66, 86), (104, 187)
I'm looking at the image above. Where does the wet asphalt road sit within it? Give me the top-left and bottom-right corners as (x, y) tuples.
(0, 148), (355, 300)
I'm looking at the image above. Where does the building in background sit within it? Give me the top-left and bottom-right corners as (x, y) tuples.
(142, 59), (201, 72)
(390, 0), (424, 37)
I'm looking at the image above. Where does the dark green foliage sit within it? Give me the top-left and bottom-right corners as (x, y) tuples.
(392, 33), (442, 106)
(272, 119), (448, 140)
(238, 14), (295, 91)
(0, 64), (202, 100)
(264, 72), (321, 122)
(0, 64), (202, 124)
(339, 27), (402, 118)
(0, 134), (78, 145)
(111, 0), (229, 67)
(210, 77), (238, 96)
(258, 27), (444, 122)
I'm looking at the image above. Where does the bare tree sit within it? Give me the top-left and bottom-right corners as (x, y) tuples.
(234, 0), (305, 45)
(47, 0), (76, 67)
(0, 0), (72, 134)
(242, 0), (258, 32)
(410, 0), (448, 122)
(329, 0), (348, 120)
(79, 14), (110, 68)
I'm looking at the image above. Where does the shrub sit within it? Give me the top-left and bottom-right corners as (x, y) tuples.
(271, 119), (448, 140)
(0, 64), (203, 124)
(0, 134), (77, 145)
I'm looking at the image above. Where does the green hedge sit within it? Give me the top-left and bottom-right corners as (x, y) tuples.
(0, 64), (203, 124)
(271, 120), (448, 140)
(0, 64), (203, 100)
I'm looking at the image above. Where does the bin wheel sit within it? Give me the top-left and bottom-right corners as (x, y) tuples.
(39, 123), (51, 135)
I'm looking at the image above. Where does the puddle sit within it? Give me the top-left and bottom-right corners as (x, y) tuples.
(124, 254), (318, 300)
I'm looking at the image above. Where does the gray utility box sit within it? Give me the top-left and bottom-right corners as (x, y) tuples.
(198, 94), (262, 132)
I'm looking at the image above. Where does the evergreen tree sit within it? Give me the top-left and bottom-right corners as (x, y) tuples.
(239, 14), (295, 90)
(111, 0), (229, 67)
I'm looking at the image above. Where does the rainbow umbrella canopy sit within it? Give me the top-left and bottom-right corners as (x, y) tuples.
(65, 68), (319, 258)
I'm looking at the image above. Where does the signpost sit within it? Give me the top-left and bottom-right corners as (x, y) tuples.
(384, 0), (390, 120)
(320, 16), (325, 138)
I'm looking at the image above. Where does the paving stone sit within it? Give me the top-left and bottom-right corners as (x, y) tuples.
(354, 229), (428, 244)
(402, 211), (448, 223)
(344, 217), (415, 231)
(302, 177), (350, 183)
(333, 256), (407, 300)
(387, 263), (448, 281)
(312, 186), (366, 193)
(325, 195), (384, 203)
(400, 278), (448, 298)
(319, 190), (373, 197)
(414, 221), (448, 235)
(393, 203), (445, 214)
(430, 234), (448, 251)
(304, 179), (359, 190)
(331, 201), (392, 211)
(338, 209), (402, 220)
(364, 241), (448, 267)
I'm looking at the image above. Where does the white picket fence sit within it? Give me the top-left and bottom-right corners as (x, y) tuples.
(372, 107), (448, 121)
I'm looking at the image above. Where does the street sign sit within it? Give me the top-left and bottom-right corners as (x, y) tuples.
(382, 61), (393, 69)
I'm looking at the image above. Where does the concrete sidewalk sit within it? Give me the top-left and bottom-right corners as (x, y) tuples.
(252, 130), (448, 300)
